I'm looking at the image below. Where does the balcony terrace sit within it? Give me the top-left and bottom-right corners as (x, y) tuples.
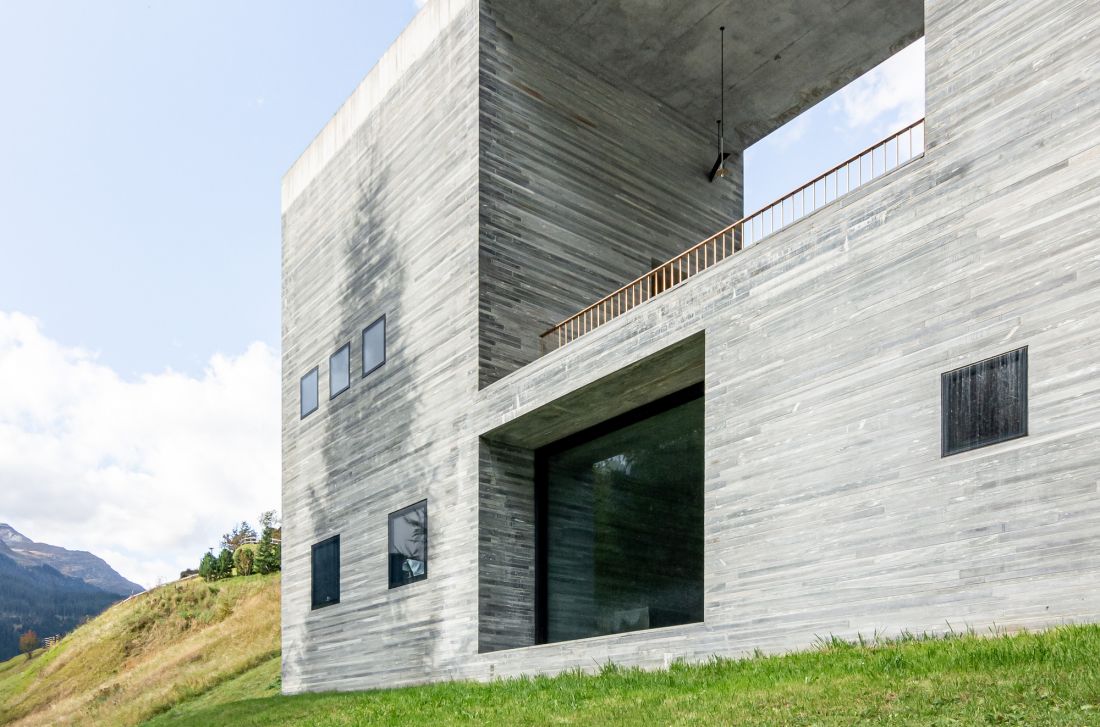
(541, 119), (926, 352)
(477, 0), (925, 387)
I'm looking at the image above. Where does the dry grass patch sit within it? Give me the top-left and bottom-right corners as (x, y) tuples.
(0, 573), (279, 727)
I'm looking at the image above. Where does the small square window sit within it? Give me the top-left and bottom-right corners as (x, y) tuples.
(330, 343), (351, 399)
(388, 500), (427, 589)
(300, 367), (319, 419)
(311, 535), (340, 610)
(363, 316), (386, 378)
(941, 347), (1028, 457)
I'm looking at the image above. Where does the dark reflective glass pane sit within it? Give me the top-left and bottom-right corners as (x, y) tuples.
(330, 344), (350, 398)
(300, 368), (319, 418)
(942, 348), (1027, 456)
(540, 392), (704, 644)
(389, 501), (427, 588)
(311, 536), (340, 609)
(363, 317), (386, 376)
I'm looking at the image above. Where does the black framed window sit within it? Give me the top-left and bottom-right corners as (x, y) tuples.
(536, 385), (704, 645)
(329, 343), (351, 399)
(300, 367), (319, 419)
(363, 316), (386, 377)
(941, 347), (1028, 457)
(310, 535), (340, 610)
(388, 500), (427, 589)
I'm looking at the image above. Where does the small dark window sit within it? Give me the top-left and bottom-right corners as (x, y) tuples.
(330, 343), (351, 399)
(300, 367), (319, 419)
(311, 535), (340, 609)
(941, 347), (1028, 457)
(363, 316), (386, 377)
(388, 500), (427, 589)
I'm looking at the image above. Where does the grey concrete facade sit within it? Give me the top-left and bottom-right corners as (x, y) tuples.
(282, 0), (1100, 693)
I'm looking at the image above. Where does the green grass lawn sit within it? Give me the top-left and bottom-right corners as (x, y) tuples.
(146, 624), (1100, 726)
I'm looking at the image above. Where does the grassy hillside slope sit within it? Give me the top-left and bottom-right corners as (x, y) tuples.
(0, 573), (279, 726)
(3, 571), (1099, 725)
(148, 625), (1100, 726)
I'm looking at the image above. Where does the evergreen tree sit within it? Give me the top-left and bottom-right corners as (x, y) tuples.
(215, 548), (234, 579)
(255, 526), (281, 575)
(259, 510), (282, 543)
(199, 551), (218, 581)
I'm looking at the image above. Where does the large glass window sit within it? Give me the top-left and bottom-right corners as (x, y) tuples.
(311, 535), (340, 610)
(363, 316), (386, 377)
(300, 367), (319, 419)
(329, 343), (350, 399)
(537, 387), (704, 644)
(388, 500), (427, 589)
(942, 347), (1028, 457)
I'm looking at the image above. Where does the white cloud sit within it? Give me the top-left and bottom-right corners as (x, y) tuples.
(0, 312), (280, 589)
(833, 37), (925, 136)
(766, 113), (811, 152)
(415, 0), (428, 7)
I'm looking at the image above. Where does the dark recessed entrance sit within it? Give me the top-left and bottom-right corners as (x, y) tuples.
(535, 384), (705, 644)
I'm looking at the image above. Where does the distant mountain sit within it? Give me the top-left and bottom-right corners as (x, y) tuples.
(0, 524), (143, 597)
(0, 551), (120, 660)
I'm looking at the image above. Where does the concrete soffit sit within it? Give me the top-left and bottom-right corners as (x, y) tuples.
(482, 332), (705, 450)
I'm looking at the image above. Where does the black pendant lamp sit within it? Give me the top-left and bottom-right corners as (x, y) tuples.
(709, 26), (732, 183)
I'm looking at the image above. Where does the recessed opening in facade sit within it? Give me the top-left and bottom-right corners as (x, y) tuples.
(479, 1), (925, 381)
(941, 347), (1028, 457)
(536, 385), (704, 644)
(329, 343), (351, 399)
(477, 334), (706, 653)
(388, 500), (428, 589)
(744, 37), (926, 215)
(310, 535), (340, 610)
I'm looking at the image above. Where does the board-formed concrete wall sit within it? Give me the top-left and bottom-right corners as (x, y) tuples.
(478, 3), (742, 387)
(280, 0), (483, 694)
(465, 0), (1100, 683)
(283, 0), (1100, 694)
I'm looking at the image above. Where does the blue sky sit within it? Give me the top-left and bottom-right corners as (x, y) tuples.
(0, 0), (417, 378)
(0, 1), (922, 587)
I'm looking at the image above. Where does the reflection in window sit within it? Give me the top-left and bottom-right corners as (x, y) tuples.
(388, 500), (427, 589)
(942, 347), (1028, 457)
(330, 343), (350, 399)
(300, 368), (319, 419)
(311, 535), (340, 610)
(363, 316), (386, 377)
(538, 387), (704, 644)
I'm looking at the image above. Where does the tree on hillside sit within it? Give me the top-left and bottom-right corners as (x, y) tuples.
(19, 630), (38, 660)
(199, 551), (218, 581)
(233, 546), (255, 577)
(215, 549), (235, 580)
(220, 521), (258, 553)
(259, 510), (282, 541)
(255, 524), (281, 575)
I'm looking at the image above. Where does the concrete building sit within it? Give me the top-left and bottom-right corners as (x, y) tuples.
(281, 0), (1100, 692)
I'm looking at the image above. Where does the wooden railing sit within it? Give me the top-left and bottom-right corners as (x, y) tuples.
(540, 118), (926, 352)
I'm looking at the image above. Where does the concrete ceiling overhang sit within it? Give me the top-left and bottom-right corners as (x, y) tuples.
(491, 0), (924, 146)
